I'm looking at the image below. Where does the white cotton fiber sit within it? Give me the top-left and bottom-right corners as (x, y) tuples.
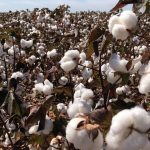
(34, 83), (44, 93)
(112, 24), (129, 41)
(108, 15), (120, 33)
(120, 11), (138, 30)
(109, 53), (128, 73)
(66, 117), (103, 150)
(67, 101), (91, 119)
(138, 74), (150, 95)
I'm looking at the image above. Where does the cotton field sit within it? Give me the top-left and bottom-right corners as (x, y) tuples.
(0, 1), (150, 150)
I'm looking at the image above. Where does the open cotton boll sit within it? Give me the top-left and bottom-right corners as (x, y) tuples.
(57, 103), (67, 113)
(106, 109), (134, 149)
(108, 15), (120, 33)
(101, 63), (109, 74)
(138, 74), (150, 95)
(119, 131), (148, 150)
(106, 107), (150, 150)
(81, 89), (94, 101)
(83, 60), (92, 68)
(64, 50), (80, 59)
(43, 85), (52, 95)
(116, 85), (130, 95)
(29, 115), (53, 135)
(11, 71), (24, 79)
(131, 107), (150, 131)
(74, 83), (85, 91)
(139, 62), (150, 75)
(82, 68), (93, 80)
(34, 83), (44, 93)
(66, 117), (103, 150)
(109, 53), (128, 73)
(60, 60), (77, 72)
(44, 79), (53, 88)
(112, 24), (129, 40)
(67, 101), (91, 119)
(20, 39), (33, 49)
(106, 67), (122, 84)
(47, 49), (57, 58)
(58, 76), (68, 85)
(120, 11), (137, 30)
(139, 45), (148, 54)
(79, 52), (86, 64)
(28, 125), (39, 134)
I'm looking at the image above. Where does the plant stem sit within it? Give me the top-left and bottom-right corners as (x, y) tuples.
(0, 113), (14, 147)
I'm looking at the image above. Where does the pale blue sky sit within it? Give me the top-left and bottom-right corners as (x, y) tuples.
(0, 0), (131, 12)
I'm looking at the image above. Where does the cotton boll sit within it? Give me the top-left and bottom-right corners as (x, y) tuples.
(20, 39), (33, 49)
(131, 107), (150, 132)
(101, 63), (109, 74)
(47, 49), (57, 58)
(61, 60), (77, 72)
(109, 53), (128, 73)
(139, 45), (148, 54)
(29, 116), (53, 135)
(74, 83), (85, 91)
(43, 85), (52, 95)
(11, 71), (24, 79)
(112, 24), (129, 40)
(119, 131), (148, 150)
(29, 125), (39, 134)
(108, 15), (120, 33)
(81, 89), (94, 101)
(79, 52), (86, 64)
(106, 68), (122, 84)
(120, 11), (138, 30)
(106, 109), (134, 149)
(106, 107), (150, 150)
(64, 50), (80, 59)
(58, 76), (68, 85)
(34, 83), (44, 93)
(83, 60), (92, 68)
(44, 79), (53, 88)
(66, 117), (103, 150)
(67, 101), (91, 119)
(40, 116), (53, 135)
(57, 103), (67, 113)
(82, 68), (93, 80)
(138, 74), (150, 95)
(116, 85), (130, 95)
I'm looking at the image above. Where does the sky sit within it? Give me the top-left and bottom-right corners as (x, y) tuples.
(0, 0), (132, 12)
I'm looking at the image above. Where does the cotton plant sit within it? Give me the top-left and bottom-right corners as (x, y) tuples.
(108, 11), (138, 40)
(34, 79), (53, 95)
(28, 115), (53, 135)
(106, 107), (150, 150)
(66, 116), (103, 150)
